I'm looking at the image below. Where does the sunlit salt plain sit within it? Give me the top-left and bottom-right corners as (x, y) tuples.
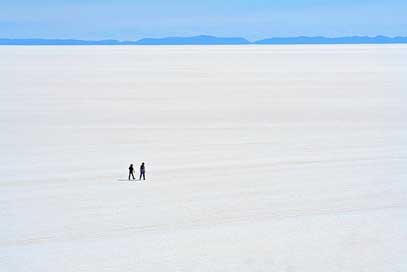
(1, 45), (407, 271)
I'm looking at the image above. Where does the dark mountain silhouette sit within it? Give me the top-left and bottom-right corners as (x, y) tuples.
(1, 35), (406, 45)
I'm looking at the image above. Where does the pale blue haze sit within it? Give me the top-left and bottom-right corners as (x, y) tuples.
(1, 0), (406, 40)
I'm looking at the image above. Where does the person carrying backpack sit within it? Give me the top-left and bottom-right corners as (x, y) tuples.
(128, 164), (135, 180)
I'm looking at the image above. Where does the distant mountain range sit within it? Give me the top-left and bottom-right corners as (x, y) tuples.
(136, 35), (250, 45)
(254, 36), (407, 44)
(1, 35), (407, 45)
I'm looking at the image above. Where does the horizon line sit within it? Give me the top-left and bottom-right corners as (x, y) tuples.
(1, 35), (407, 45)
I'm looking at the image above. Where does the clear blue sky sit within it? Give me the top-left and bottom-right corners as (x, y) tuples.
(1, 0), (406, 40)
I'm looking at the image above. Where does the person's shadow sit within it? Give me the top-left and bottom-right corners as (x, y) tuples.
(115, 179), (133, 182)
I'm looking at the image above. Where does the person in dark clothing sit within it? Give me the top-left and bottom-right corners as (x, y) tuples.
(128, 164), (135, 180)
(139, 162), (146, 180)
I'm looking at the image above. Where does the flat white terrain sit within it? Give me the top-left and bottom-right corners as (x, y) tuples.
(1, 45), (407, 271)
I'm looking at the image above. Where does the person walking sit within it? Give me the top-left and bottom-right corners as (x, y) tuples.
(128, 164), (135, 180)
(139, 162), (146, 180)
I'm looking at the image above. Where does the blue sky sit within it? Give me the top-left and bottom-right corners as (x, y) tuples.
(1, 0), (406, 40)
